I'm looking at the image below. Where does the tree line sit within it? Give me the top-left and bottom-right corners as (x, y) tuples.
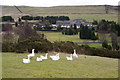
(21, 15), (70, 24)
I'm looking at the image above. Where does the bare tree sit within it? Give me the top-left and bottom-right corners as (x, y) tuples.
(111, 32), (118, 50)
(105, 5), (109, 14)
(15, 20), (43, 41)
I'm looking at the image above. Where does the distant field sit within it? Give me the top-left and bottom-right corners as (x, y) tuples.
(37, 31), (99, 42)
(37, 31), (111, 48)
(2, 53), (118, 78)
(1, 5), (118, 22)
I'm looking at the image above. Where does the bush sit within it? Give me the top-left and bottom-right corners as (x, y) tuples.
(57, 25), (64, 31)
(107, 45), (112, 50)
(53, 41), (83, 54)
(15, 36), (53, 53)
(82, 45), (120, 58)
(102, 40), (108, 48)
(62, 28), (78, 35)
(2, 42), (16, 52)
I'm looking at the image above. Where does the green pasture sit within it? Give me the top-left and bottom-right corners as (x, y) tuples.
(37, 31), (112, 48)
(2, 53), (118, 78)
(37, 31), (98, 42)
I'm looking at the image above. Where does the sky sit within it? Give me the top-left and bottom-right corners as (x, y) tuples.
(1, 0), (120, 7)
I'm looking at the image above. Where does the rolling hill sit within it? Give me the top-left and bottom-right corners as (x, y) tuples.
(1, 5), (118, 22)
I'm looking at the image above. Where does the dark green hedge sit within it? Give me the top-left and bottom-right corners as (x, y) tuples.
(2, 37), (120, 58)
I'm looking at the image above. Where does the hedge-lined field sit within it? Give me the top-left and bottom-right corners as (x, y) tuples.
(37, 31), (111, 48)
(2, 5), (118, 22)
(2, 53), (118, 78)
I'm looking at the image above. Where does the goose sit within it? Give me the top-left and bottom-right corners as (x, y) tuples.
(72, 49), (78, 58)
(27, 49), (35, 58)
(36, 57), (42, 62)
(50, 53), (60, 61)
(23, 57), (30, 63)
(66, 54), (73, 61)
(40, 53), (48, 60)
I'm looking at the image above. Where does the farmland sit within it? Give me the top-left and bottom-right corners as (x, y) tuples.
(1, 5), (118, 22)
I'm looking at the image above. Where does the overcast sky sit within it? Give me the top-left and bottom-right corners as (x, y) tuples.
(1, 0), (120, 7)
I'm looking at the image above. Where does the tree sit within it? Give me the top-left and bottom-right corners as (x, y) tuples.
(79, 25), (98, 40)
(105, 5), (109, 14)
(2, 16), (14, 22)
(15, 20), (42, 41)
(21, 15), (33, 20)
(111, 32), (118, 50)
(57, 25), (63, 31)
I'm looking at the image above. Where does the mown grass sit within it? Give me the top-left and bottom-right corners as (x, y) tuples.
(2, 52), (118, 78)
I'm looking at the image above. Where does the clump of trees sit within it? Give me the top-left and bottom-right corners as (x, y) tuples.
(97, 19), (120, 50)
(15, 36), (53, 53)
(62, 25), (78, 35)
(1, 16), (14, 22)
(15, 20), (44, 41)
(97, 19), (120, 36)
(57, 25), (64, 31)
(21, 16), (70, 24)
(79, 24), (98, 40)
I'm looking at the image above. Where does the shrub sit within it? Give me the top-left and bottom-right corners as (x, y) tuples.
(62, 28), (78, 35)
(102, 40), (108, 48)
(2, 42), (16, 52)
(15, 36), (53, 53)
(53, 41), (83, 54)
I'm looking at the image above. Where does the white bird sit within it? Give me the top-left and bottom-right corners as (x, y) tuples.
(72, 49), (78, 58)
(40, 53), (48, 60)
(36, 57), (42, 62)
(50, 53), (60, 61)
(23, 57), (30, 63)
(66, 54), (73, 61)
(27, 49), (35, 58)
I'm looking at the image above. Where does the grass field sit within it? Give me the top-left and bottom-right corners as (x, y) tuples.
(37, 31), (109, 48)
(38, 31), (99, 42)
(2, 52), (118, 78)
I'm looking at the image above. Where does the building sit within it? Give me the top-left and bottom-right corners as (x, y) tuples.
(56, 19), (93, 28)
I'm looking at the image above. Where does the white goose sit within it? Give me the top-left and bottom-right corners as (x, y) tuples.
(50, 53), (60, 61)
(27, 49), (35, 58)
(23, 57), (30, 63)
(40, 53), (48, 60)
(66, 54), (73, 61)
(36, 57), (42, 62)
(72, 49), (78, 58)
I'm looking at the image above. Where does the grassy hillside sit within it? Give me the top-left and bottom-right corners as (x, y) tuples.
(2, 52), (118, 78)
(1, 5), (118, 22)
